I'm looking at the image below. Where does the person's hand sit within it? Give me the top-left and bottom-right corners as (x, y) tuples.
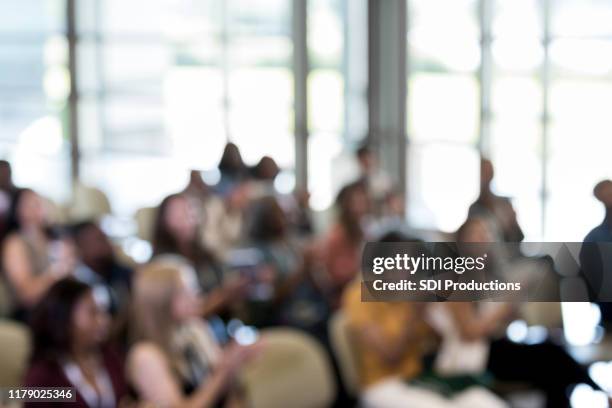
(49, 240), (77, 278)
(219, 341), (265, 375)
(255, 264), (276, 285)
(223, 275), (250, 299)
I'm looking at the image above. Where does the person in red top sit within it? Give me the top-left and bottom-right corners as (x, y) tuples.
(322, 181), (370, 308)
(24, 278), (128, 408)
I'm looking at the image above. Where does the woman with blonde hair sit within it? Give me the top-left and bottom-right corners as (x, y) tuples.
(127, 260), (260, 408)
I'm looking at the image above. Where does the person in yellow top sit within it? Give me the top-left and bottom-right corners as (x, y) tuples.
(343, 279), (429, 388)
(342, 233), (508, 408)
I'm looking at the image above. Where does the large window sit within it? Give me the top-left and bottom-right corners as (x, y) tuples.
(0, 0), (365, 250)
(406, 0), (481, 232)
(546, 0), (612, 241)
(77, 0), (293, 215)
(407, 0), (612, 240)
(0, 0), (71, 202)
(307, 0), (368, 210)
(4, 0), (610, 239)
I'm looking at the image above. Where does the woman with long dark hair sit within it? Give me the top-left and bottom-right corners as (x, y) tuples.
(321, 180), (370, 308)
(2, 188), (75, 319)
(152, 193), (246, 317)
(25, 278), (128, 407)
(244, 196), (320, 329)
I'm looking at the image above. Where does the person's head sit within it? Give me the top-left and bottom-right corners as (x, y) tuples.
(30, 278), (110, 360)
(131, 261), (202, 352)
(335, 181), (369, 242)
(185, 170), (209, 195)
(480, 158), (495, 191)
(337, 180), (370, 220)
(356, 144), (376, 173)
(378, 231), (421, 244)
(153, 194), (198, 255)
(594, 179), (612, 209)
(7, 188), (46, 232)
(249, 196), (288, 242)
(0, 160), (13, 191)
(384, 190), (405, 216)
(218, 142), (246, 177)
(71, 221), (115, 270)
(456, 217), (496, 243)
(379, 231), (426, 256)
(251, 156), (280, 181)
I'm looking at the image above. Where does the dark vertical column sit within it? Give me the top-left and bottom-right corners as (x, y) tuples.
(66, 0), (80, 184)
(541, 0), (551, 238)
(293, 0), (309, 191)
(478, 0), (493, 155)
(367, 0), (407, 201)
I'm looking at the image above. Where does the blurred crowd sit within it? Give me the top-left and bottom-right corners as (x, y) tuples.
(0, 142), (610, 408)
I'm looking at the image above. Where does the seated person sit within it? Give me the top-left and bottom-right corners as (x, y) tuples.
(452, 216), (606, 408)
(2, 188), (75, 320)
(582, 179), (612, 243)
(580, 180), (612, 321)
(127, 261), (260, 407)
(355, 143), (393, 215)
(152, 193), (248, 317)
(200, 181), (251, 262)
(25, 278), (128, 408)
(181, 169), (237, 261)
(469, 158), (524, 243)
(322, 181), (370, 309)
(244, 196), (323, 330)
(216, 142), (249, 196)
(71, 220), (133, 315)
(343, 276), (507, 408)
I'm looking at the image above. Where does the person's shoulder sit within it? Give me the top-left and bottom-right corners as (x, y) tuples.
(127, 341), (168, 371)
(3, 232), (25, 248)
(129, 341), (164, 358)
(342, 280), (367, 315)
(583, 227), (599, 243)
(326, 223), (348, 243)
(126, 341), (178, 398)
(25, 358), (66, 387)
(583, 224), (611, 243)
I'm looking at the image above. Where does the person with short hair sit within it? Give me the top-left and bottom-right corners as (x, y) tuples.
(71, 220), (133, 316)
(580, 179), (612, 322)
(469, 158), (524, 243)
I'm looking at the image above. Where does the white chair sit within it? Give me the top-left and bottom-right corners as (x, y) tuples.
(68, 182), (112, 222)
(0, 320), (31, 386)
(328, 311), (360, 396)
(520, 302), (562, 329)
(240, 328), (336, 408)
(134, 207), (157, 243)
(0, 277), (12, 318)
(41, 196), (69, 225)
